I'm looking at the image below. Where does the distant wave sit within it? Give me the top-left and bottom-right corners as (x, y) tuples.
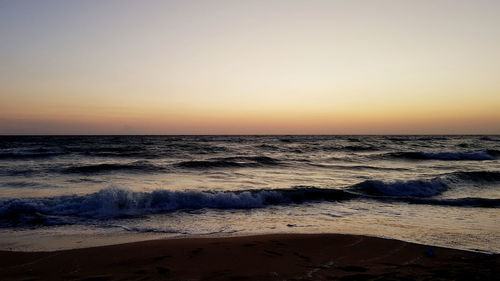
(61, 161), (165, 174)
(200, 137), (245, 142)
(176, 156), (281, 169)
(402, 197), (500, 208)
(315, 145), (380, 152)
(77, 143), (229, 158)
(383, 151), (497, 160)
(341, 145), (379, 151)
(1, 168), (37, 177)
(415, 136), (448, 141)
(480, 136), (500, 142)
(256, 144), (280, 150)
(0, 182), (57, 189)
(81, 145), (151, 158)
(387, 136), (448, 142)
(487, 149), (500, 157)
(176, 160), (247, 169)
(0, 148), (65, 159)
(307, 163), (408, 171)
(351, 179), (449, 197)
(168, 143), (230, 154)
(447, 171), (500, 183)
(279, 136), (335, 143)
(388, 137), (412, 142)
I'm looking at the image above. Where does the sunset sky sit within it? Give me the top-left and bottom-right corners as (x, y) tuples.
(1, 0), (499, 134)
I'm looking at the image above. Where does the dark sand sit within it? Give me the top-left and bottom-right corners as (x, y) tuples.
(0, 234), (498, 280)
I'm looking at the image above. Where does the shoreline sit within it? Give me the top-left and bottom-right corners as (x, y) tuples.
(1, 233), (498, 280)
(2, 226), (498, 254)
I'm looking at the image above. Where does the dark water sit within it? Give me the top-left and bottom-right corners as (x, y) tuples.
(0, 136), (499, 252)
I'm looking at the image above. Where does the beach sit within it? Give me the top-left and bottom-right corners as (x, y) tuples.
(1, 233), (498, 280)
(2, 0), (500, 279)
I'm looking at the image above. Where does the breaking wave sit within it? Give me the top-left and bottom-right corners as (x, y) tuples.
(0, 187), (354, 224)
(1, 172), (498, 227)
(350, 171), (500, 197)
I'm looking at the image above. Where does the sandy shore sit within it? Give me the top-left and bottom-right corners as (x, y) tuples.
(0, 233), (498, 280)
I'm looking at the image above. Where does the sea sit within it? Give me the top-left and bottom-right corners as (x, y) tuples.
(0, 135), (499, 253)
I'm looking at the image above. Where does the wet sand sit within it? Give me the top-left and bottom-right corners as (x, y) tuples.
(0, 234), (498, 280)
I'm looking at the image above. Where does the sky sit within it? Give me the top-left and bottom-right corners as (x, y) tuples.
(1, 0), (499, 135)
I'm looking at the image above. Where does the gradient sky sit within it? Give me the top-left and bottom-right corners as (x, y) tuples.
(1, 0), (499, 134)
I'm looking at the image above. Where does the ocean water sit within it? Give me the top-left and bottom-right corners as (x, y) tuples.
(0, 135), (499, 252)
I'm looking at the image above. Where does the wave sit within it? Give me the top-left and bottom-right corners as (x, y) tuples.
(176, 160), (245, 169)
(199, 137), (244, 142)
(61, 161), (165, 174)
(176, 156), (280, 169)
(1, 176), (498, 227)
(168, 143), (230, 154)
(350, 170), (500, 197)
(315, 145), (379, 152)
(486, 149), (500, 157)
(256, 144), (280, 150)
(480, 136), (500, 142)
(402, 197), (500, 208)
(415, 136), (448, 141)
(76, 142), (229, 158)
(1, 168), (37, 177)
(308, 163), (408, 171)
(388, 137), (412, 142)
(279, 136), (335, 143)
(341, 145), (379, 151)
(1, 182), (57, 189)
(384, 151), (496, 160)
(0, 187), (354, 224)
(351, 179), (449, 197)
(81, 145), (151, 158)
(447, 171), (500, 183)
(0, 148), (65, 159)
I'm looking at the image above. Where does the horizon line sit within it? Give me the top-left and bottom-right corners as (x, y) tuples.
(1, 134), (499, 137)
